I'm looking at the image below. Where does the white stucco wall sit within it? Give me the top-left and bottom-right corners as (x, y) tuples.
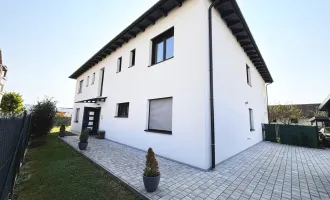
(202, 1), (269, 164)
(71, 0), (211, 169)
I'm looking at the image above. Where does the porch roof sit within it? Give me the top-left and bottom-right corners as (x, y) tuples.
(75, 97), (107, 103)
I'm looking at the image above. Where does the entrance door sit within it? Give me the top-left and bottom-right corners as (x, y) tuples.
(82, 107), (101, 135)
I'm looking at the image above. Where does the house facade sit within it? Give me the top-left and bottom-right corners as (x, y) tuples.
(0, 49), (8, 102)
(69, 0), (273, 170)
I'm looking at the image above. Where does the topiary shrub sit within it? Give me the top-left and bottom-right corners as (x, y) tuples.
(30, 97), (57, 137)
(60, 125), (66, 132)
(79, 128), (90, 143)
(144, 148), (160, 177)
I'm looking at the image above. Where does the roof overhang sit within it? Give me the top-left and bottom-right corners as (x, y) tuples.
(212, 0), (273, 83)
(69, 0), (273, 83)
(75, 97), (107, 103)
(310, 116), (330, 123)
(69, 0), (185, 79)
(319, 93), (330, 111)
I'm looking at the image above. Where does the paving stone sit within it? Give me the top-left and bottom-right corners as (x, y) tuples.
(61, 137), (330, 200)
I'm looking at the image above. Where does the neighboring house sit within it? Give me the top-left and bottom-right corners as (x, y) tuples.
(0, 49), (8, 102)
(69, 0), (273, 170)
(270, 103), (321, 125)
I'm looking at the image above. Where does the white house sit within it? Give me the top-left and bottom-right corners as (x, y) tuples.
(0, 49), (8, 102)
(69, 0), (273, 170)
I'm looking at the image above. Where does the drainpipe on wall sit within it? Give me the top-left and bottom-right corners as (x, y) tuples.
(208, 0), (221, 169)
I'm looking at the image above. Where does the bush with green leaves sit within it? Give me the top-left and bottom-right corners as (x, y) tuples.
(30, 97), (57, 137)
(60, 125), (66, 133)
(0, 92), (25, 114)
(80, 128), (90, 143)
(144, 148), (160, 177)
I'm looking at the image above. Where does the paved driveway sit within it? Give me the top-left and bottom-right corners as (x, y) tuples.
(61, 137), (330, 200)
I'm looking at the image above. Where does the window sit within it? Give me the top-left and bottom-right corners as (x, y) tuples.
(130, 49), (136, 67)
(92, 73), (95, 84)
(117, 57), (122, 72)
(249, 108), (254, 131)
(116, 103), (129, 118)
(78, 80), (83, 93)
(147, 97), (173, 134)
(99, 68), (104, 96)
(246, 64), (251, 86)
(291, 118), (298, 124)
(151, 27), (174, 65)
(86, 76), (89, 87)
(75, 108), (80, 122)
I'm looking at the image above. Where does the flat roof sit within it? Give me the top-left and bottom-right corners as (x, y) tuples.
(69, 0), (273, 83)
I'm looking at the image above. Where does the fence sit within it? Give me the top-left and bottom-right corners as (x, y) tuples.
(263, 124), (319, 148)
(0, 112), (31, 200)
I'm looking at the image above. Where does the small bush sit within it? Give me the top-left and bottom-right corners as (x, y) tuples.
(80, 128), (90, 143)
(30, 97), (57, 137)
(144, 148), (160, 177)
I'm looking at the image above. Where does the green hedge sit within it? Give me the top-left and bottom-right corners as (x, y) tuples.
(54, 116), (71, 126)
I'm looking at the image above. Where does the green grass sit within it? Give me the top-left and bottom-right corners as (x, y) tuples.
(13, 127), (143, 200)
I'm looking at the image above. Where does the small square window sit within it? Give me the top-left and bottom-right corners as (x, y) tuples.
(130, 49), (136, 67)
(117, 57), (122, 72)
(246, 64), (251, 86)
(116, 102), (129, 118)
(151, 27), (174, 65)
(78, 80), (83, 93)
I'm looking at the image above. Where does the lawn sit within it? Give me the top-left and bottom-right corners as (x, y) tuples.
(13, 127), (142, 200)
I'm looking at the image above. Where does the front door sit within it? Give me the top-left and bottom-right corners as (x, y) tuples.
(82, 107), (101, 135)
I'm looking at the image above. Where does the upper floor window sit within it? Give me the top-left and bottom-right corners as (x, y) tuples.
(129, 49), (136, 67)
(117, 57), (122, 73)
(151, 27), (174, 65)
(92, 73), (95, 84)
(78, 80), (83, 94)
(246, 64), (251, 86)
(86, 76), (89, 87)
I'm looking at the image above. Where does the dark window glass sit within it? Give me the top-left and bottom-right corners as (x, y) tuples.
(152, 27), (174, 64)
(92, 73), (95, 84)
(130, 49), (136, 67)
(78, 80), (83, 93)
(75, 108), (80, 122)
(249, 108), (254, 131)
(246, 65), (251, 86)
(117, 57), (122, 72)
(117, 103), (129, 117)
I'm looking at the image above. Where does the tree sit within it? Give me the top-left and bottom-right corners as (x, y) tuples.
(0, 92), (25, 114)
(30, 97), (57, 137)
(312, 106), (327, 117)
(269, 104), (304, 125)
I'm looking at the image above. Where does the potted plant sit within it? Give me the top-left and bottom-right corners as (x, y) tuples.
(59, 125), (66, 137)
(98, 130), (106, 139)
(143, 148), (160, 192)
(78, 128), (90, 150)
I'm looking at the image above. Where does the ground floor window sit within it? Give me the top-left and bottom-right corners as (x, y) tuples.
(75, 108), (80, 123)
(147, 97), (173, 134)
(116, 102), (129, 118)
(249, 108), (254, 131)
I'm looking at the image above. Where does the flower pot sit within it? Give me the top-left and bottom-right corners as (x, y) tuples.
(78, 142), (88, 150)
(143, 175), (160, 192)
(98, 131), (105, 139)
(59, 131), (66, 137)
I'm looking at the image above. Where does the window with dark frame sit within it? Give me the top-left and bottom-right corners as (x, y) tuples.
(151, 27), (174, 65)
(147, 97), (173, 134)
(117, 103), (129, 118)
(249, 108), (254, 131)
(246, 64), (251, 86)
(92, 73), (95, 84)
(117, 57), (122, 72)
(75, 108), (80, 122)
(86, 76), (89, 87)
(130, 49), (136, 67)
(78, 80), (83, 93)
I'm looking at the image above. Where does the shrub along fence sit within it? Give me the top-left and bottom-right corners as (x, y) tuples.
(263, 124), (319, 148)
(54, 116), (71, 127)
(0, 111), (31, 200)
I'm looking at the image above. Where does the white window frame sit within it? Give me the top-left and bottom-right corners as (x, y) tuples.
(249, 108), (255, 131)
(146, 97), (173, 134)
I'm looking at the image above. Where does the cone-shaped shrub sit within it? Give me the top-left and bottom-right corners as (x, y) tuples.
(144, 148), (160, 177)
(60, 125), (66, 133)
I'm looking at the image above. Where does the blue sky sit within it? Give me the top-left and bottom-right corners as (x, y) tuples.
(1, 0), (330, 107)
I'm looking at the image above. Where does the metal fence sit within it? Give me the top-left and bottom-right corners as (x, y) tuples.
(0, 112), (31, 200)
(263, 124), (319, 148)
